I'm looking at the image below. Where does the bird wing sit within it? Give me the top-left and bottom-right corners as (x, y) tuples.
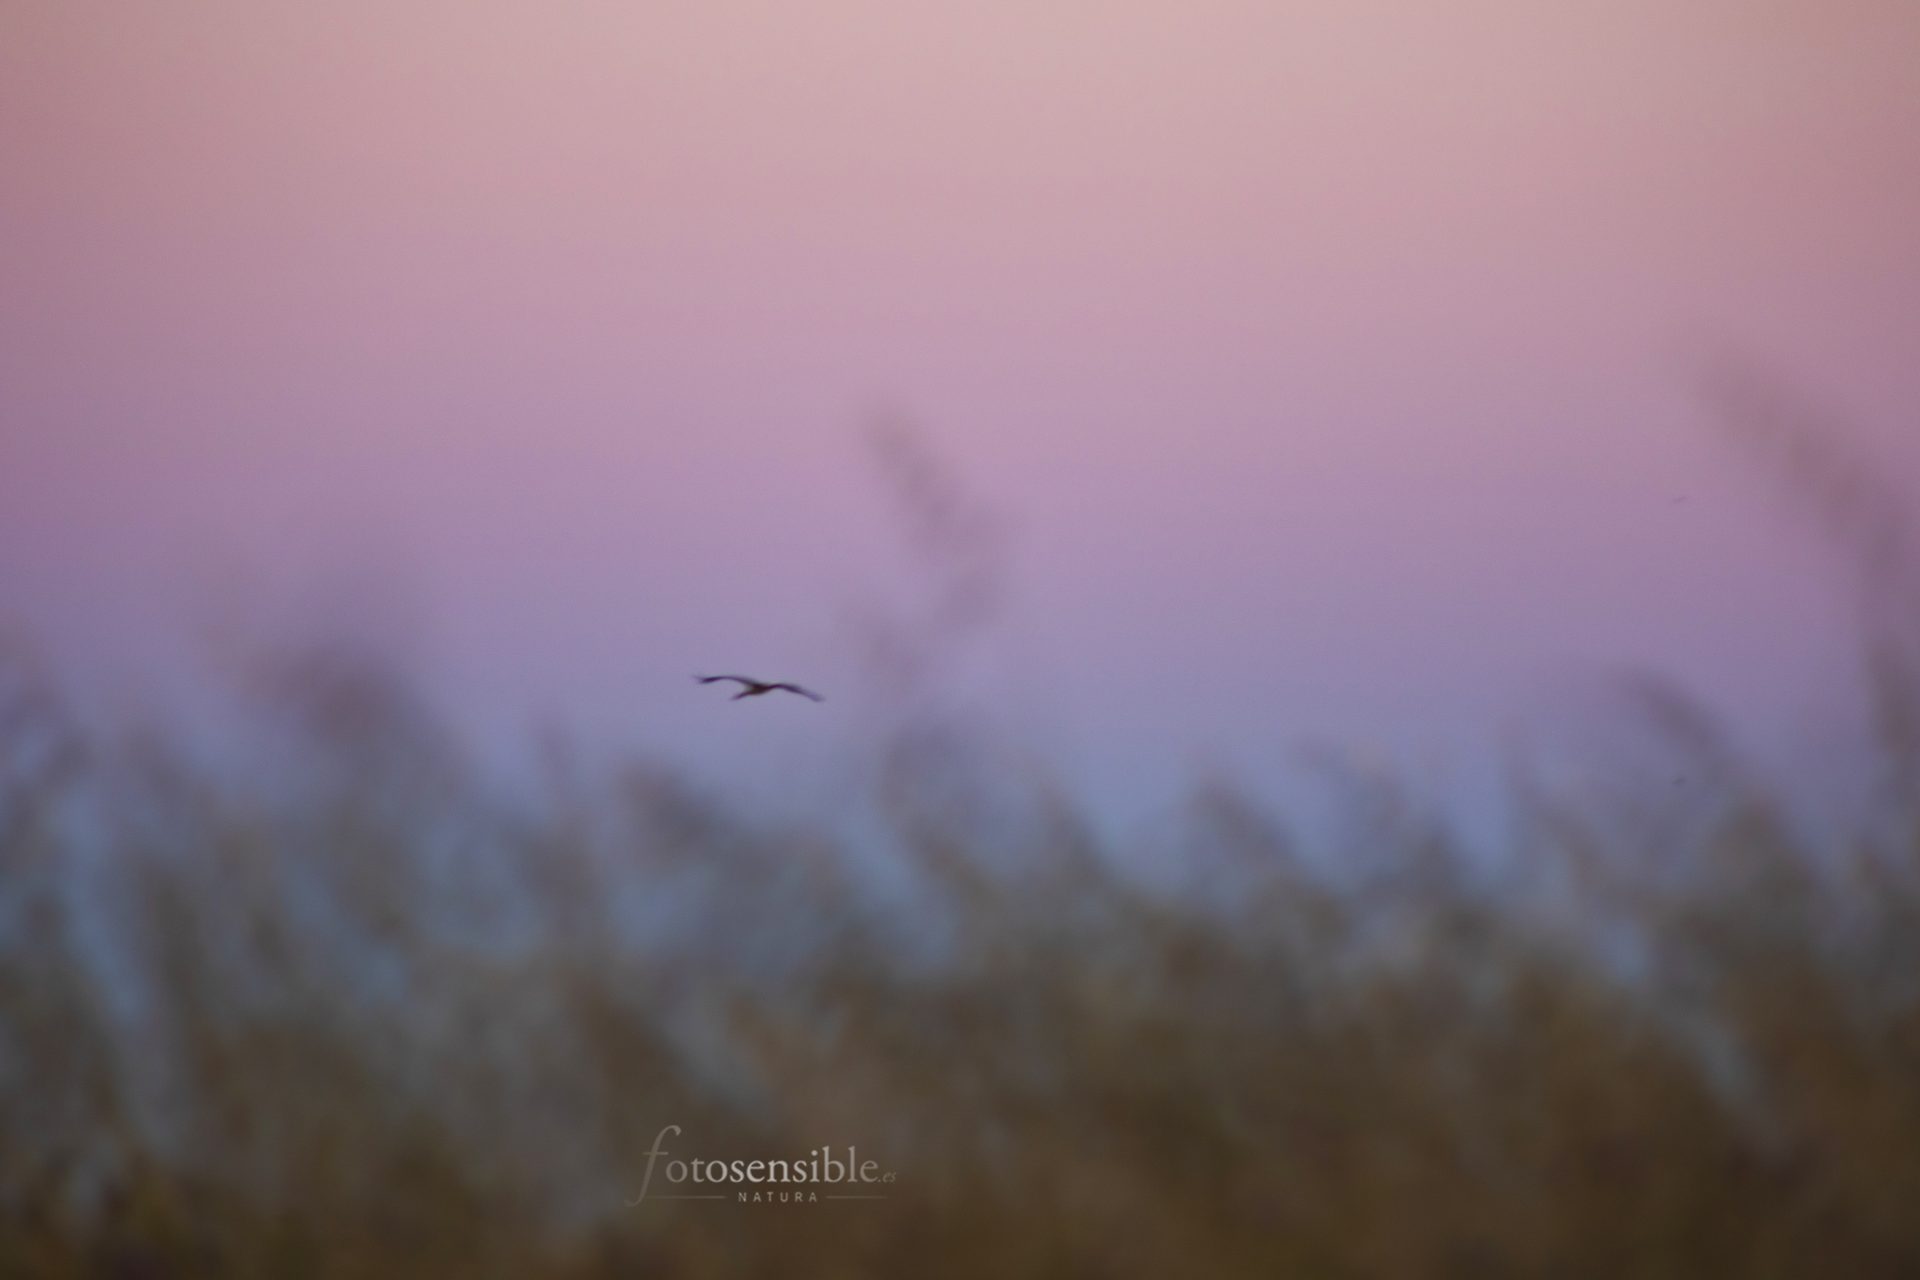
(770, 683), (824, 702)
(696, 674), (756, 687)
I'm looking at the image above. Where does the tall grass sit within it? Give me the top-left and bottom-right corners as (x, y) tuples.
(2, 624), (1917, 1277)
(4, 393), (1919, 1276)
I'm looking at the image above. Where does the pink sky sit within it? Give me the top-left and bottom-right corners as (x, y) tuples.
(3, 2), (1917, 813)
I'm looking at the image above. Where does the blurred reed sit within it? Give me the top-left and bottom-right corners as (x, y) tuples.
(0, 390), (1916, 1277)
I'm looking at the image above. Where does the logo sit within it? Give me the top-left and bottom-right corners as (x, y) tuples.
(629, 1125), (898, 1206)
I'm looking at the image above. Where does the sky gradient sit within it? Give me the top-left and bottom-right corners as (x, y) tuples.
(3, 1), (1917, 816)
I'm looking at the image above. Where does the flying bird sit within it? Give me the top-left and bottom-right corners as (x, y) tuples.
(695, 674), (824, 703)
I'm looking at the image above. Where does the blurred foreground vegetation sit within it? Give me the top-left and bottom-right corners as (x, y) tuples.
(6, 381), (1920, 1276)
(1, 627), (1919, 1280)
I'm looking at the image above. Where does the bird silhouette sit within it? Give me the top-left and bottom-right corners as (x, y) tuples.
(695, 674), (824, 702)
